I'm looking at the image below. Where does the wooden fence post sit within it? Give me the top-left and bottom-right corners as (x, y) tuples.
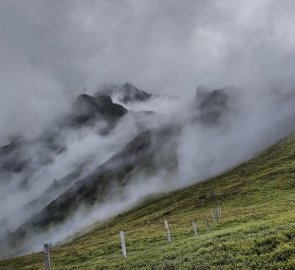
(211, 209), (217, 223)
(192, 221), (198, 236)
(204, 218), (210, 231)
(43, 243), (51, 270)
(120, 231), (127, 258)
(164, 220), (172, 243)
(218, 201), (222, 217)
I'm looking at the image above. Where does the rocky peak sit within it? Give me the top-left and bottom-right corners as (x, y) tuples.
(96, 83), (152, 104)
(195, 87), (229, 125)
(71, 93), (127, 126)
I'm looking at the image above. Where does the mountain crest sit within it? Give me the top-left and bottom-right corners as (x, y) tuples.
(97, 83), (152, 104)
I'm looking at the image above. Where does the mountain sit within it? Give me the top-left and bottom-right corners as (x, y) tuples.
(1, 85), (294, 262)
(0, 125), (179, 257)
(69, 94), (127, 126)
(96, 82), (152, 104)
(0, 92), (132, 243)
(1, 129), (295, 269)
(0, 93), (128, 185)
(0, 87), (234, 256)
(0, 86), (250, 257)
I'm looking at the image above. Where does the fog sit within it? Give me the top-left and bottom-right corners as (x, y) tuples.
(1, 0), (295, 257)
(1, 0), (295, 144)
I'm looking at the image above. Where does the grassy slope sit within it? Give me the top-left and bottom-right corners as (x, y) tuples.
(1, 134), (295, 270)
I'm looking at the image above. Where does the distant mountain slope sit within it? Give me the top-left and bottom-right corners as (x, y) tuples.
(1, 129), (295, 269)
(0, 126), (179, 257)
(0, 92), (132, 242)
(0, 87), (237, 258)
(0, 92), (129, 186)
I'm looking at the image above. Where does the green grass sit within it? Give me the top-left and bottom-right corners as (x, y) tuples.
(1, 134), (295, 269)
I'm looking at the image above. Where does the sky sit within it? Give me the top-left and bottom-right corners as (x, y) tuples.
(1, 0), (295, 144)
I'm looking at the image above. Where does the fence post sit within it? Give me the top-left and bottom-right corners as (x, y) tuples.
(211, 209), (217, 223)
(204, 218), (210, 231)
(218, 201), (222, 217)
(43, 243), (51, 270)
(120, 231), (127, 258)
(192, 221), (198, 236)
(164, 220), (172, 243)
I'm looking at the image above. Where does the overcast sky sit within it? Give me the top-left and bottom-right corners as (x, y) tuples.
(1, 0), (295, 144)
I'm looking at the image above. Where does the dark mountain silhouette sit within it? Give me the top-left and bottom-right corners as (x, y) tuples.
(69, 94), (127, 126)
(195, 87), (229, 125)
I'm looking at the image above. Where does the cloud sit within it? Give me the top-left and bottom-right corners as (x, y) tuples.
(1, 0), (295, 143)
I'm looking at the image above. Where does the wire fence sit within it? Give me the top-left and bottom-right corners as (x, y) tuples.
(42, 202), (222, 270)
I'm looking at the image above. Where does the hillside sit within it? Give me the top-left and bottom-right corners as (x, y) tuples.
(1, 132), (295, 269)
(0, 87), (234, 257)
(0, 126), (179, 257)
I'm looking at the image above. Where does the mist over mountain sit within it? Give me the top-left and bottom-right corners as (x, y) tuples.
(97, 82), (152, 104)
(1, 0), (295, 259)
(1, 84), (295, 257)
